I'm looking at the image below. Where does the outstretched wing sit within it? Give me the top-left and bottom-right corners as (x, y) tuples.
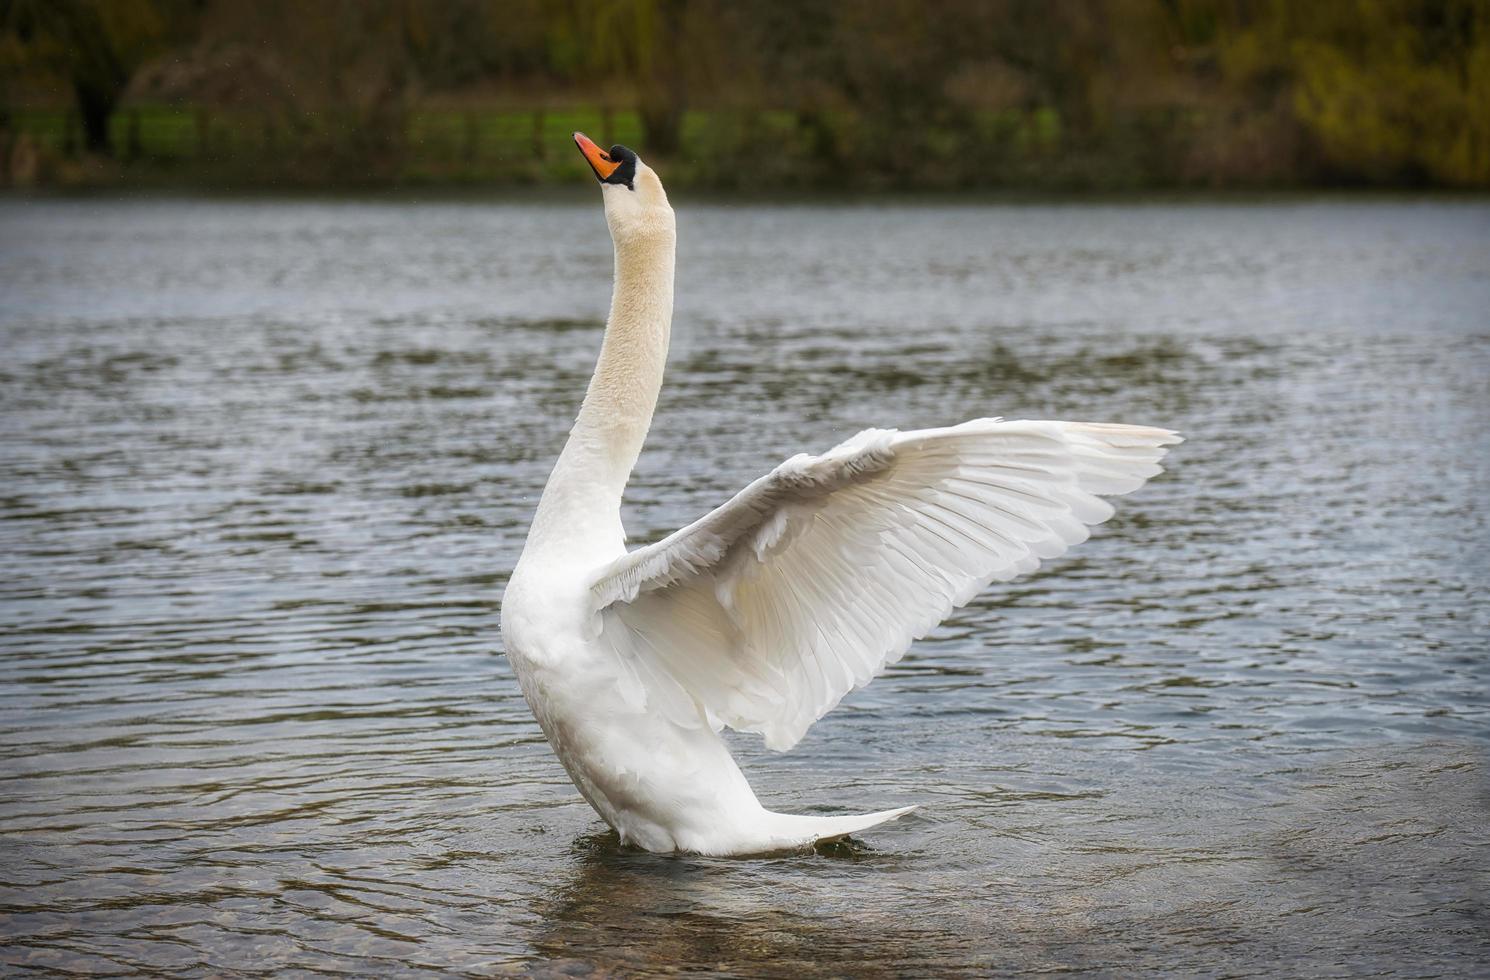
(590, 419), (1181, 751)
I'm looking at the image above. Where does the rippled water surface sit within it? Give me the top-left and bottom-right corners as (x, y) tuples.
(2, 196), (1488, 976)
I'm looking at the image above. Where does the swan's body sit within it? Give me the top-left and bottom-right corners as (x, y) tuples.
(501, 136), (1179, 856)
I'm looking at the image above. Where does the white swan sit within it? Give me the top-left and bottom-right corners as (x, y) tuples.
(500, 133), (1180, 856)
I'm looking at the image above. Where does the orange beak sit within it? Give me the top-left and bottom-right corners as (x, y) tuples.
(573, 132), (621, 182)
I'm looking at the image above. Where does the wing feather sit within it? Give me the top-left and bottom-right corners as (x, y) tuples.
(591, 419), (1180, 749)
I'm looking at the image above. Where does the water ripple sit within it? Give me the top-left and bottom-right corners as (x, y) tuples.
(1, 198), (1487, 976)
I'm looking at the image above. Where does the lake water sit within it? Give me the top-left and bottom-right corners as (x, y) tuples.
(1, 195), (1487, 976)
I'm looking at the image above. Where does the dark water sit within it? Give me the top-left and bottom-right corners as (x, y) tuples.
(1, 196), (1488, 977)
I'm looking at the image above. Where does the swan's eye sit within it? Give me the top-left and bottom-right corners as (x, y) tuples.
(603, 145), (637, 190)
(574, 133), (638, 190)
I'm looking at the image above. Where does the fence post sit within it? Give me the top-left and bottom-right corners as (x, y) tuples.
(125, 109), (142, 162)
(195, 107), (210, 161)
(62, 109), (78, 157)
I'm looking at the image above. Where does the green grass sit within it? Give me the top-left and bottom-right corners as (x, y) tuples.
(9, 102), (1433, 191)
(5, 105), (659, 185)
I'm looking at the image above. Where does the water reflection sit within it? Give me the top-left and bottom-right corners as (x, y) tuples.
(534, 835), (950, 976)
(527, 742), (1489, 976)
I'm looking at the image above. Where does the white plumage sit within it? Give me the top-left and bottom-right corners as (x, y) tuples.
(500, 136), (1180, 856)
(595, 419), (1177, 752)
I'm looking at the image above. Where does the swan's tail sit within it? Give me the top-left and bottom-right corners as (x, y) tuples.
(764, 804), (917, 848)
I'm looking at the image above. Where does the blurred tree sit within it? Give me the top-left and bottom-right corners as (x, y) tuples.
(547, 0), (694, 155)
(160, 0), (420, 181)
(0, 0), (199, 155)
(1290, 0), (1490, 185)
(0, 0), (1484, 187)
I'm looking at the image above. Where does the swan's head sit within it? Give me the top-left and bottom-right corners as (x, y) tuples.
(573, 132), (673, 243)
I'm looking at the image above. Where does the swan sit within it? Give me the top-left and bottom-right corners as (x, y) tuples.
(499, 133), (1180, 856)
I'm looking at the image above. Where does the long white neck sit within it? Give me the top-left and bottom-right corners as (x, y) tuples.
(525, 221), (675, 559)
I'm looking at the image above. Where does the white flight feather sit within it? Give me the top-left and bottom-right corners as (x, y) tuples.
(591, 418), (1181, 750)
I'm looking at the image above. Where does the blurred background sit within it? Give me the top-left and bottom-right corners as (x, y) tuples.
(2, 0), (1488, 191)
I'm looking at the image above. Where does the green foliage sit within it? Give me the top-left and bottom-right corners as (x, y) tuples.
(1, 0), (1486, 188)
(0, 0), (197, 154)
(1290, 0), (1490, 184)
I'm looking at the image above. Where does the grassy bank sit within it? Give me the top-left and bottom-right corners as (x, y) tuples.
(3, 101), (1483, 193)
(0, 102), (1309, 192)
(4, 105), (649, 188)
